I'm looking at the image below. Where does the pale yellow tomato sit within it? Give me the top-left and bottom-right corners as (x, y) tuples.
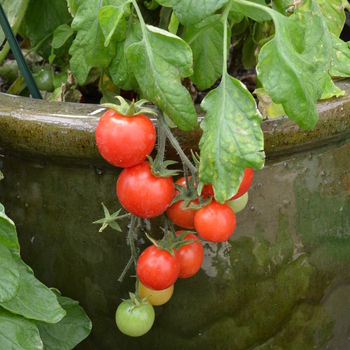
(138, 282), (174, 306)
(226, 191), (248, 213)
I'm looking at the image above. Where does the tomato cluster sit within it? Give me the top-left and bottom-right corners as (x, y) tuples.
(95, 107), (254, 337)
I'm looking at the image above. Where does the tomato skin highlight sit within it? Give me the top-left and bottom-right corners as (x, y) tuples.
(115, 299), (155, 337)
(202, 168), (254, 200)
(117, 161), (175, 218)
(194, 201), (236, 242)
(138, 282), (174, 306)
(176, 232), (204, 278)
(95, 109), (156, 168)
(137, 245), (180, 290)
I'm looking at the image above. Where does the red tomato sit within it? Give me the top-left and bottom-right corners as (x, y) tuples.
(136, 245), (180, 290)
(166, 177), (198, 229)
(176, 231), (204, 278)
(117, 161), (175, 218)
(95, 109), (156, 168)
(194, 201), (236, 242)
(202, 168), (253, 200)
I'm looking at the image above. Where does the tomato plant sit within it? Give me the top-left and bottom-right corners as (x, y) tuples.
(136, 245), (180, 290)
(138, 282), (174, 306)
(115, 297), (155, 337)
(117, 161), (175, 218)
(194, 201), (237, 242)
(176, 231), (204, 278)
(95, 109), (156, 168)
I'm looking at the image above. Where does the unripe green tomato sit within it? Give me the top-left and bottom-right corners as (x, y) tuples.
(115, 299), (155, 337)
(32, 67), (55, 92)
(0, 60), (19, 84)
(226, 191), (248, 213)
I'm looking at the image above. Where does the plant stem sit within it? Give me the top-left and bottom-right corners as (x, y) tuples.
(128, 215), (138, 269)
(153, 112), (167, 171)
(157, 111), (198, 176)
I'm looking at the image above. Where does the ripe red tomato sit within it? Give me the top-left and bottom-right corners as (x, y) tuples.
(136, 245), (180, 290)
(117, 161), (175, 218)
(95, 109), (156, 168)
(166, 177), (198, 229)
(194, 201), (236, 242)
(202, 168), (253, 200)
(176, 231), (204, 278)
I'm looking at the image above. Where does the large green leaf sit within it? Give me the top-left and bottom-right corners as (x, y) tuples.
(37, 289), (92, 350)
(172, 0), (229, 25)
(0, 260), (66, 324)
(70, 0), (122, 70)
(0, 307), (42, 350)
(107, 21), (142, 91)
(98, 3), (130, 46)
(255, 0), (332, 129)
(0, 0), (29, 46)
(185, 15), (230, 90)
(199, 72), (264, 203)
(23, 0), (72, 59)
(127, 25), (197, 131)
(0, 243), (20, 303)
(330, 33), (350, 77)
(315, 0), (345, 37)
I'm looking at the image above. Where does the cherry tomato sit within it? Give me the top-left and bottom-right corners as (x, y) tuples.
(115, 299), (155, 337)
(201, 168), (254, 200)
(166, 177), (199, 229)
(117, 161), (175, 218)
(137, 245), (180, 290)
(138, 281), (174, 306)
(95, 109), (156, 168)
(226, 191), (248, 213)
(194, 201), (236, 242)
(176, 231), (204, 278)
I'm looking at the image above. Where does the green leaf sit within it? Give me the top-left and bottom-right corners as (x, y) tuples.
(37, 289), (91, 350)
(185, 15), (230, 90)
(23, 0), (72, 59)
(255, 0), (332, 129)
(0, 0), (29, 46)
(51, 24), (74, 49)
(69, 43), (92, 85)
(330, 32), (350, 77)
(320, 75), (345, 99)
(98, 3), (130, 46)
(0, 243), (20, 303)
(199, 72), (264, 203)
(315, 0), (345, 37)
(232, 0), (272, 22)
(0, 260), (66, 324)
(107, 21), (142, 91)
(157, 0), (172, 6)
(70, 0), (120, 68)
(242, 22), (263, 70)
(172, 0), (229, 26)
(126, 25), (197, 131)
(0, 307), (43, 350)
(67, 0), (79, 17)
(0, 210), (20, 257)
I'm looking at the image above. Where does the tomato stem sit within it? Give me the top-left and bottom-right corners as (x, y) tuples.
(157, 111), (198, 176)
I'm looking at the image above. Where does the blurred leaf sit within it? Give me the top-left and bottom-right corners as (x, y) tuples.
(51, 24), (74, 49)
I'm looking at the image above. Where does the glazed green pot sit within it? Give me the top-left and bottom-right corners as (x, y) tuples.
(0, 80), (350, 349)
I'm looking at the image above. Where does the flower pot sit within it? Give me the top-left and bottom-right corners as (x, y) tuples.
(0, 79), (350, 349)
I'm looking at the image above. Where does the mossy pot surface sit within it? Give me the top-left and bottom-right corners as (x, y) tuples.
(0, 80), (350, 349)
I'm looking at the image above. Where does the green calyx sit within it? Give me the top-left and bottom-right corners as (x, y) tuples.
(102, 96), (158, 117)
(147, 156), (179, 178)
(127, 292), (151, 310)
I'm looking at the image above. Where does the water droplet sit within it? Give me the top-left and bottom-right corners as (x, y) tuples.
(250, 206), (255, 211)
(94, 168), (105, 175)
(340, 207), (343, 212)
